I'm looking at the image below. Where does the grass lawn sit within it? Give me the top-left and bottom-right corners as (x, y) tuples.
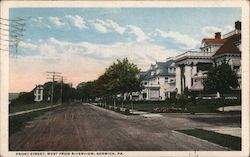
(115, 100), (240, 114)
(9, 102), (54, 113)
(9, 105), (62, 136)
(177, 129), (241, 150)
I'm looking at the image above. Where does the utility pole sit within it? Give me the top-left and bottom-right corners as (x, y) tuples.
(46, 72), (61, 105)
(60, 76), (67, 103)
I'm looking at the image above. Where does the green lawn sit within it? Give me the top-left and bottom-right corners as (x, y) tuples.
(9, 105), (63, 136)
(113, 100), (240, 114)
(9, 102), (53, 113)
(177, 129), (241, 150)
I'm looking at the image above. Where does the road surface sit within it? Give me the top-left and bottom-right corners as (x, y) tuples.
(9, 103), (230, 151)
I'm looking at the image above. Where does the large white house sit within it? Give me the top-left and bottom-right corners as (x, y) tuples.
(137, 21), (241, 100)
(174, 21), (241, 95)
(139, 58), (176, 100)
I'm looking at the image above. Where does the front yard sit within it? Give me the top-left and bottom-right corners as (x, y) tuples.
(113, 99), (241, 114)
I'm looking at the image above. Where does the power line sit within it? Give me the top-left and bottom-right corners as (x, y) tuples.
(46, 72), (62, 105)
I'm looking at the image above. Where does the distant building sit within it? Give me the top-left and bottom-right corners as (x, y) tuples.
(34, 85), (44, 102)
(139, 58), (176, 100)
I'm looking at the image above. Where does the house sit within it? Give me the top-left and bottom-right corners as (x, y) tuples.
(139, 58), (176, 100)
(34, 85), (44, 102)
(174, 21), (241, 95)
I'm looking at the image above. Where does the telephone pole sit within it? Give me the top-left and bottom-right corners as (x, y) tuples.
(46, 72), (61, 105)
(60, 76), (67, 103)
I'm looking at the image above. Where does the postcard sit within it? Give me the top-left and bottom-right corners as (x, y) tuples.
(0, 1), (249, 157)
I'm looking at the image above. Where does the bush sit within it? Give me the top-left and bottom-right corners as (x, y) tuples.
(124, 108), (130, 115)
(10, 92), (35, 106)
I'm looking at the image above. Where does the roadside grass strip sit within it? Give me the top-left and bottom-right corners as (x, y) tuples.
(9, 105), (62, 136)
(9, 102), (55, 113)
(176, 128), (241, 150)
(9, 104), (61, 116)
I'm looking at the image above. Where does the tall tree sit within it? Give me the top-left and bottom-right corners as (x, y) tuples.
(203, 62), (239, 97)
(105, 58), (142, 106)
(77, 81), (98, 102)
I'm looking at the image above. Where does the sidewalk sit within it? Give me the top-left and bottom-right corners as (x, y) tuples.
(9, 104), (61, 117)
(130, 109), (162, 118)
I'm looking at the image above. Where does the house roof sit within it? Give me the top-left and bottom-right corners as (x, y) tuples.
(213, 34), (241, 57)
(202, 38), (225, 44)
(142, 59), (175, 80)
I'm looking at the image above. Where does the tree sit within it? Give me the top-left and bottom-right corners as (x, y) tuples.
(106, 58), (142, 107)
(43, 81), (76, 103)
(77, 81), (98, 102)
(10, 92), (35, 106)
(203, 62), (239, 97)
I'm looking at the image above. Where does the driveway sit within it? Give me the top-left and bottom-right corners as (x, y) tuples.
(9, 103), (229, 151)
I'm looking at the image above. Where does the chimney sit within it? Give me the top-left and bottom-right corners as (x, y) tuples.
(235, 21), (241, 30)
(215, 32), (221, 39)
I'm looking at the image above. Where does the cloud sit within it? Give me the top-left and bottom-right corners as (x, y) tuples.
(19, 41), (38, 50)
(91, 20), (108, 33)
(48, 16), (65, 27)
(106, 19), (126, 34)
(65, 15), (87, 30)
(11, 38), (179, 92)
(90, 19), (126, 34)
(32, 17), (51, 29)
(201, 25), (234, 38)
(31, 16), (149, 43)
(127, 25), (149, 42)
(154, 29), (199, 50)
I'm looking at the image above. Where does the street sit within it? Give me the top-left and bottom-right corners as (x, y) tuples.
(9, 103), (234, 151)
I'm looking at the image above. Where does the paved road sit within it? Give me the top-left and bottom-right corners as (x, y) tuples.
(9, 103), (229, 151)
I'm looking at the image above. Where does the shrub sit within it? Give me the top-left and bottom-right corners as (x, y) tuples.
(10, 92), (35, 106)
(124, 108), (130, 115)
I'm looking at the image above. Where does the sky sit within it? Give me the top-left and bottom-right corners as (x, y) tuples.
(9, 8), (241, 92)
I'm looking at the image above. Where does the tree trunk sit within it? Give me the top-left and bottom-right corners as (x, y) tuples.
(113, 97), (116, 107)
(221, 93), (225, 112)
(131, 100), (134, 114)
(121, 93), (124, 108)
